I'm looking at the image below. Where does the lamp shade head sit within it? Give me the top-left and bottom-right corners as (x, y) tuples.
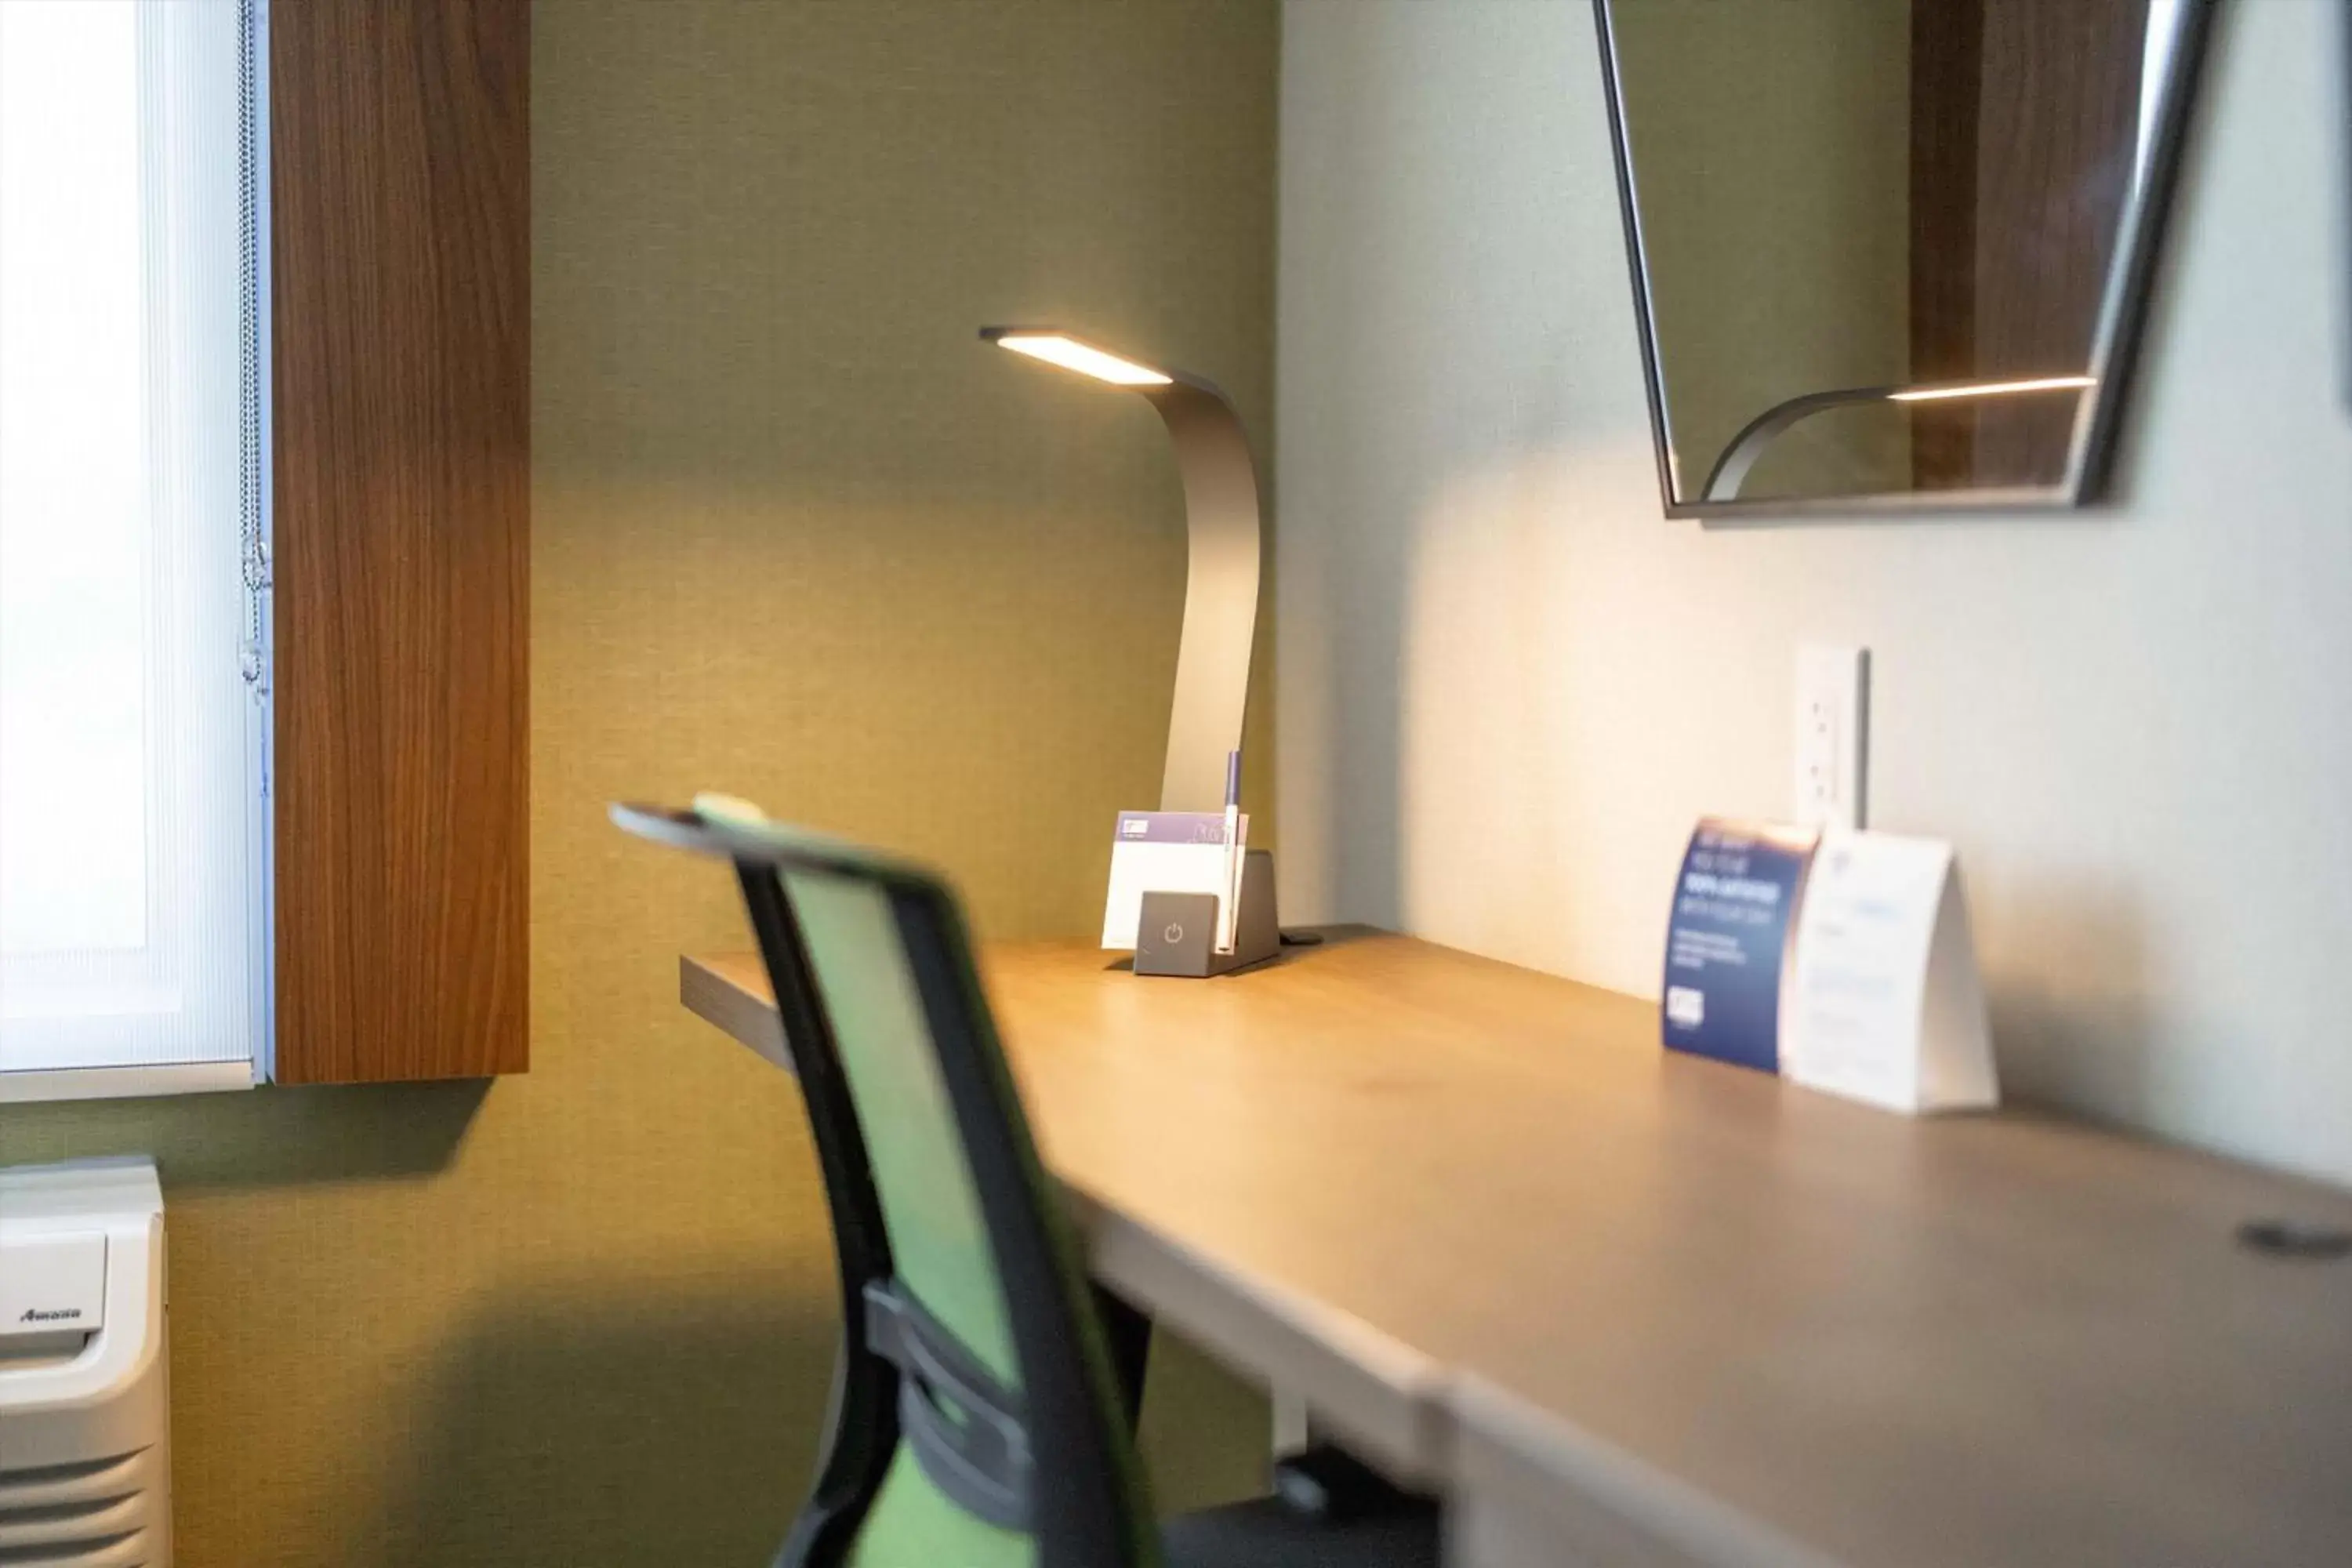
(980, 327), (1173, 387)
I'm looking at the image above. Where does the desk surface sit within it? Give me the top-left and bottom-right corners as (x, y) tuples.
(682, 930), (2352, 1568)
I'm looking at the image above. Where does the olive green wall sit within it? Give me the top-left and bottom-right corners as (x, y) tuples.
(0, 3), (1279, 1563)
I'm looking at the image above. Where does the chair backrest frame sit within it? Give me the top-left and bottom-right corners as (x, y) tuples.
(733, 862), (904, 1566)
(615, 804), (1153, 1568)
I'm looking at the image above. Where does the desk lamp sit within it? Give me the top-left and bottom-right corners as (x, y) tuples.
(983, 327), (1280, 975)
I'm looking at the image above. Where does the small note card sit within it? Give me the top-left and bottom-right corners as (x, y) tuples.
(1780, 828), (1998, 1116)
(1661, 818), (1819, 1072)
(1101, 811), (1247, 951)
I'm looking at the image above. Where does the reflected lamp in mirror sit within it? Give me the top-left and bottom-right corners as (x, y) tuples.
(1594, 0), (2216, 516)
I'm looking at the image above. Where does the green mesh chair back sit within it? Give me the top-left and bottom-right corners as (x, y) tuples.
(613, 803), (1160, 1568)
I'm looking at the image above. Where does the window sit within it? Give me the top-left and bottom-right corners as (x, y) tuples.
(0, 0), (270, 1098)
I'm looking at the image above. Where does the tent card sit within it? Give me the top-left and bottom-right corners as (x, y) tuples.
(1661, 818), (1819, 1073)
(1101, 811), (1247, 951)
(1780, 828), (1998, 1115)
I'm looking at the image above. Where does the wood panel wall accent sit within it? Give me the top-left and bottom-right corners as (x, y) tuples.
(1907, 0), (1984, 489)
(1969, 0), (2148, 485)
(272, 0), (530, 1082)
(1907, 0), (2149, 492)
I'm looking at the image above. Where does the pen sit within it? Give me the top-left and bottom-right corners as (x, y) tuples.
(1218, 748), (1242, 953)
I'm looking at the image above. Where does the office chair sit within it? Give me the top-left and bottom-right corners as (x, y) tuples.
(613, 800), (1438, 1568)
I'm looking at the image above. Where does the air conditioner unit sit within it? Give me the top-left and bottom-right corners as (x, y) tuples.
(0, 1158), (171, 1567)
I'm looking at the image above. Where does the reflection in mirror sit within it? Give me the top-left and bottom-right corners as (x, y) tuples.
(1596, 0), (2213, 514)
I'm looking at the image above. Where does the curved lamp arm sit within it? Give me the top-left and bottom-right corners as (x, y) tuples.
(1701, 384), (1901, 503)
(1141, 379), (1261, 814)
(984, 329), (1261, 815)
(1699, 376), (2096, 503)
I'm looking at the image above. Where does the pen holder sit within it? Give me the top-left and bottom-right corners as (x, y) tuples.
(1134, 849), (1280, 978)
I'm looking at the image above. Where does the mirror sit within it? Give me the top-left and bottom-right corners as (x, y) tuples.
(1595, 0), (2215, 515)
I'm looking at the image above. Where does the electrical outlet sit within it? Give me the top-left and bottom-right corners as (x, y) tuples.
(1795, 645), (1868, 829)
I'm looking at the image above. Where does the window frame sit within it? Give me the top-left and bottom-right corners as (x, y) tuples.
(0, 0), (274, 1102)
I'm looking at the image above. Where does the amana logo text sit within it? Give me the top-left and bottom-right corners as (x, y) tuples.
(20, 1306), (84, 1323)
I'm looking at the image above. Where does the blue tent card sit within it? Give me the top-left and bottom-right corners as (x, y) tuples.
(1661, 818), (1819, 1073)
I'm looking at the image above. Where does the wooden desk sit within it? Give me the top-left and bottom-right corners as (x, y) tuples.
(682, 930), (2352, 1567)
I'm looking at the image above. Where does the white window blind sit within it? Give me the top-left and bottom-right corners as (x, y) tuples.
(0, 0), (270, 1095)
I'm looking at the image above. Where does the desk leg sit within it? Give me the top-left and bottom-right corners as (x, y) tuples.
(1091, 1281), (1155, 1433)
(1450, 1414), (1738, 1568)
(1450, 1484), (1713, 1568)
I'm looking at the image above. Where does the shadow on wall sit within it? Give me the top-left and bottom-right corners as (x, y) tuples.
(359, 1276), (1270, 1567)
(365, 1277), (828, 1568)
(1980, 873), (2154, 1125)
(0, 1078), (487, 1189)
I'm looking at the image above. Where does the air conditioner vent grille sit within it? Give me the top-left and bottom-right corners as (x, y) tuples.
(0, 1156), (170, 1566)
(0, 1473), (151, 1560)
(0, 1524), (148, 1565)
(0, 1450), (154, 1519)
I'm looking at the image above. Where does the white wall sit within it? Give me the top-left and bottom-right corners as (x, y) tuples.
(1276, 0), (2352, 1185)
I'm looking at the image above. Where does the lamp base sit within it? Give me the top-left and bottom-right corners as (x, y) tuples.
(1134, 850), (1280, 978)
